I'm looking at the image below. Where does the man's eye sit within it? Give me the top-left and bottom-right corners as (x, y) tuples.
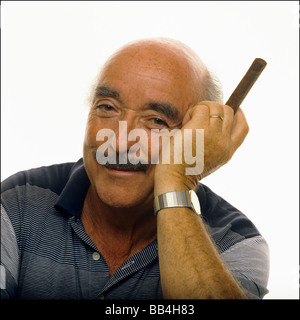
(152, 118), (169, 128)
(96, 104), (115, 112)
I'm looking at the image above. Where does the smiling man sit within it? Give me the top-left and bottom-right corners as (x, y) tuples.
(1, 38), (269, 299)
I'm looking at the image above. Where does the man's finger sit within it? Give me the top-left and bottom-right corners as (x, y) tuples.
(222, 105), (234, 135)
(230, 108), (249, 149)
(182, 103), (210, 128)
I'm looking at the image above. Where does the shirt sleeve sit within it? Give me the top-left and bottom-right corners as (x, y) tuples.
(221, 235), (270, 299)
(1, 204), (19, 299)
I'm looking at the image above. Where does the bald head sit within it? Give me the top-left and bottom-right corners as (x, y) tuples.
(104, 38), (206, 78)
(90, 38), (223, 108)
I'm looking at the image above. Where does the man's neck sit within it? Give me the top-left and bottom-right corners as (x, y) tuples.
(81, 186), (157, 276)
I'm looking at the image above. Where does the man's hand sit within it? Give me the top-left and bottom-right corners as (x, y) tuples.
(154, 101), (249, 195)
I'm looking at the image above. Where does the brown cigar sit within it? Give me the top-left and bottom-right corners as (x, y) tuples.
(226, 58), (267, 113)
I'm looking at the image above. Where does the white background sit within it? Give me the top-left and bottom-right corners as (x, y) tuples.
(1, 1), (299, 299)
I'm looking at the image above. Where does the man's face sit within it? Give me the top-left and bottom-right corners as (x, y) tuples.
(83, 43), (202, 210)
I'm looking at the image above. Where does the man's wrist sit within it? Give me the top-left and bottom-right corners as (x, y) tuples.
(154, 166), (198, 196)
(154, 181), (189, 197)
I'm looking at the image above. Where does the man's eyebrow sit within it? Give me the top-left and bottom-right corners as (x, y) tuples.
(93, 85), (180, 122)
(93, 85), (121, 101)
(147, 102), (180, 122)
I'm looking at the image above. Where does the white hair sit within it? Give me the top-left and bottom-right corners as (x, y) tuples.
(201, 69), (224, 104)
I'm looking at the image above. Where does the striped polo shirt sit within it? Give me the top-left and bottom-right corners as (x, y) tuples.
(1, 158), (269, 299)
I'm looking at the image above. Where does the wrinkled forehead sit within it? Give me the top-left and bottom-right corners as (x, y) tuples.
(93, 40), (207, 115)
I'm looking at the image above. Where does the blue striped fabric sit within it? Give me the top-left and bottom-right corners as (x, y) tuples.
(1, 159), (269, 299)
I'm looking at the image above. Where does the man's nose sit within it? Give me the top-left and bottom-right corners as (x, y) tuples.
(115, 121), (129, 154)
(114, 113), (139, 153)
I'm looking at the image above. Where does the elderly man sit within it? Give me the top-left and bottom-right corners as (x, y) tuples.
(1, 38), (269, 299)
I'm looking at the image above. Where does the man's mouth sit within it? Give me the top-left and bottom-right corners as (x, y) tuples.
(104, 162), (149, 172)
(92, 149), (150, 173)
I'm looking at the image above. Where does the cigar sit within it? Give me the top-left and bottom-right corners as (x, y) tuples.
(226, 58), (267, 113)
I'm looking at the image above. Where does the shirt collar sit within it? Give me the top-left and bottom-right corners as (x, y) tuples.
(55, 158), (91, 217)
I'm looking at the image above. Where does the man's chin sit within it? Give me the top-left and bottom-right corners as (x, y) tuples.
(96, 186), (153, 210)
(92, 169), (153, 207)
